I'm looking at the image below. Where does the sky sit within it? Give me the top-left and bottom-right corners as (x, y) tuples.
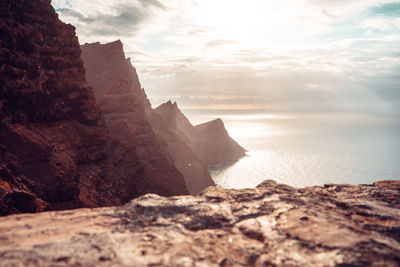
(52, 0), (400, 114)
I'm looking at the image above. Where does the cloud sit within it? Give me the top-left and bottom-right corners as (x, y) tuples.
(52, 0), (167, 42)
(138, 0), (167, 10)
(394, 18), (400, 28)
(187, 29), (207, 35)
(363, 18), (393, 31)
(362, 17), (400, 32)
(52, 0), (400, 114)
(322, 9), (338, 19)
(204, 40), (237, 49)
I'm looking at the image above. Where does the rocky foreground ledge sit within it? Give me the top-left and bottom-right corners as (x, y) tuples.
(0, 180), (399, 266)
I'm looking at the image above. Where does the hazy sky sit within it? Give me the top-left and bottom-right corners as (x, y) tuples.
(52, 0), (400, 113)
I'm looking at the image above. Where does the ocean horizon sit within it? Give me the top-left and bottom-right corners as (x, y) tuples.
(184, 109), (400, 188)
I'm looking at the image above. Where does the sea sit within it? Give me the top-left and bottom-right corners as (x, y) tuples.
(185, 109), (400, 189)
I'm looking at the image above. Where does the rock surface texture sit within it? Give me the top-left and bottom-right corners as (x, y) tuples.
(0, 180), (399, 266)
(0, 0), (188, 216)
(0, 0), (106, 214)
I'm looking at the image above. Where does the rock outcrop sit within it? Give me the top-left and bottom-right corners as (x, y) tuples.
(0, 180), (399, 266)
(149, 101), (216, 194)
(151, 101), (246, 167)
(151, 100), (246, 166)
(81, 42), (221, 195)
(80, 40), (246, 194)
(0, 0), (106, 214)
(194, 118), (246, 166)
(81, 41), (189, 197)
(0, 0), (188, 216)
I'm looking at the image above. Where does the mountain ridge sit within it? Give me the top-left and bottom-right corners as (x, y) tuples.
(0, 0), (189, 216)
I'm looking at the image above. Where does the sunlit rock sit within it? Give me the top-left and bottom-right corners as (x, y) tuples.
(0, 180), (399, 266)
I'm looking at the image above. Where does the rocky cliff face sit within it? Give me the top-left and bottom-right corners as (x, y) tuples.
(0, 180), (399, 266)
(80, 40), (245, 194)
(0, 0), (107, 214)
(149, 101), (215, 194)
(151, 101), (246, 167)
(81, 41), (189, 198)
(81, 42), (216, 195)
(0, 0), (188, 216)
(194, 118), (246, 166)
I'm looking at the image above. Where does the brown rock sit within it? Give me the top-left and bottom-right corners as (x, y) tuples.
(152, 102), (246, 167)
(0, 0), (188, 216)
(0, 0), (106, 214)
(149, 101), (246, 193)
(194, 118), (246, 166)
(81, 41), (216, 195)
(80, 41), (189, 197)
(0, 180), (399, 266)
(149, 101), (216, 194)
(81, 40), (244, 195)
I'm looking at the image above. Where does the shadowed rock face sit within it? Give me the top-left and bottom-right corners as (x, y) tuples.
(0, 0), (189, 216)
(81, 42), (215, 195)
(152, 102), (246, 167)
(80, 41), (244, 195)
(150, 101), (246, 187)
(0, 0), (106, 214)
(81, 41), (189, 198)
(149, 101), (216, 194)
(194, 118), (246, 166)
(0, 180), (399, 266)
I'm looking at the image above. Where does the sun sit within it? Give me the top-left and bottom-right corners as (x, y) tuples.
(192, 0), (269, 45)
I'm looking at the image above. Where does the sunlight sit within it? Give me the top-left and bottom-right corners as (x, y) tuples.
(208, 114), (295, 120)
(193, 0), (269, 46)
(225, 121), (284, 140)
(190, 0), (325, 52)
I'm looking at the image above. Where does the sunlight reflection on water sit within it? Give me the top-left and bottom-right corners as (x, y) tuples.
(192, 111), (400, 188)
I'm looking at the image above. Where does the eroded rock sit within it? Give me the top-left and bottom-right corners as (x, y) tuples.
(0, 0), (189, 216)
(0, 180), (399, 266)
(80, 41), (190, 198)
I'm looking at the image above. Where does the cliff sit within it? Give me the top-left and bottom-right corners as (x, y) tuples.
(151, 101), (246, 167)
(194, 118), (246, 166)
(0, 0), (106, 214)
(81, 42), (215, 195)
(0, 0), (188, 216)
(0, 180), (399, 266)
(80, 40), (245, 194)
(149, 101), (215, 194)
(80, 41), (189, 197)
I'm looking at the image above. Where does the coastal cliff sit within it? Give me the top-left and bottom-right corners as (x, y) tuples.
(0, 3), (399, 266)
(149, 101), (215, 194)
(0, 0), (246, 215)
(0, 0), (189, 216)
(151, 102), (246, 167)
(81, 41), (245, 195)
(0, 0), (106, 214)
(80, 40), (190, 198)
(150, 100), (246, 193)
(0, 180), (399, 266)
(194, 118), (246, 166)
